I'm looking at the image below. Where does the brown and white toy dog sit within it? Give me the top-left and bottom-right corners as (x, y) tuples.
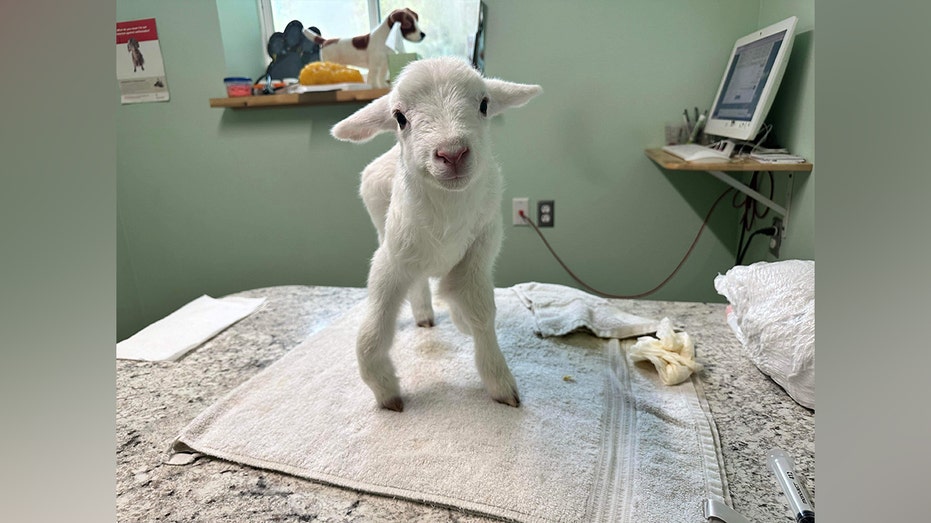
(127, 38), (145, 72)
(303, 8), (425, 88)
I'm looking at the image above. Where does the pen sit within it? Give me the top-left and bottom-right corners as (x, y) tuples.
(687, 110), (706, 143)
(768, 448), (815, 523)
(694, 106), (699, 123)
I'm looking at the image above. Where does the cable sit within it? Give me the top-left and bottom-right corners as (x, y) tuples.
(748, 122), (774, 155)
(518, 187), (733, 299)
(733, 171), (774, 232)
(735, 226), (777, 265)
(731, 170), (774, 264)
(730, 122), (774, 157)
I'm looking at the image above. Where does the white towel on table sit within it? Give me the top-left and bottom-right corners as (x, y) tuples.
(117, 295), (266, 361)
(510, 281), (660, 339)
(512, 282), (700, 385)
(171, 287), (729, 522)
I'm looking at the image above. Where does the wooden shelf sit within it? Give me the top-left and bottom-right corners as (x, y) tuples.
(644, 148), (812, 172)
(209, 88), (389, 109)
(645, 147), (813, 230)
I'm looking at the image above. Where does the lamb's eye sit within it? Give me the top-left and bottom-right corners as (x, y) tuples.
(479, 97), (488, 116)
(394, 110), (407, 129)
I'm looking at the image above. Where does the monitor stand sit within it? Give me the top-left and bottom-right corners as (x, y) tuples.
(709, 139), (737, 157)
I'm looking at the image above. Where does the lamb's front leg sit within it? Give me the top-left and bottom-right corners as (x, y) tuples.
(439, 229), (519, 407)
(358, 246), (411, 411)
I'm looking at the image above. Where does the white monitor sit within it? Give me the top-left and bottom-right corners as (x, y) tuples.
(704, 16), (798, 142)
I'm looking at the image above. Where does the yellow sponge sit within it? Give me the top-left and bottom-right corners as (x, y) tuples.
(299, 61), (364, 85)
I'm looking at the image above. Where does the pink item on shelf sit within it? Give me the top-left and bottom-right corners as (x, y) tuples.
(223, 77), (253, 97)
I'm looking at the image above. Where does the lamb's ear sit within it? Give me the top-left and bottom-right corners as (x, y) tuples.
(484, 79), (543, 117)
(331, 94), (396, 143)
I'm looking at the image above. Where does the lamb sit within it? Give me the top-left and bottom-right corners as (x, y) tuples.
(330, 57), (542, 411)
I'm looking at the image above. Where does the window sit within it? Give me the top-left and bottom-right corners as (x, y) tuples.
(258, 0), (483, 65)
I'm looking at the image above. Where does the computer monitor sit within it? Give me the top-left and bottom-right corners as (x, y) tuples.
(704, 16), (798, 142)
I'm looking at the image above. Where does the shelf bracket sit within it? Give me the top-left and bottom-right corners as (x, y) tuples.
(643, 149), (808, 239)
(706, 170), (785, 216)
(705, 170), (795, 236)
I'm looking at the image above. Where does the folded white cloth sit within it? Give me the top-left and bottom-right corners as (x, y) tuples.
(117, 295), (266, 361)
(510, 282), (660, 339)
(628, 317), (701, 385)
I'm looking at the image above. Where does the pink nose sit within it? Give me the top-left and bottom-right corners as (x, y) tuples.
(435, 147), (469, 168)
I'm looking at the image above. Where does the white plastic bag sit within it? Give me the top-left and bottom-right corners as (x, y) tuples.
(714, 260), (815, 409)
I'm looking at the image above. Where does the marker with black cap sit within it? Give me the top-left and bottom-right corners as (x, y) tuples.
(768, 448), (815, 523)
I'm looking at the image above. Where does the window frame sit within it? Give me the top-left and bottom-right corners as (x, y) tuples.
(256, 0), (382, 65)
(255, 0), (485, 72)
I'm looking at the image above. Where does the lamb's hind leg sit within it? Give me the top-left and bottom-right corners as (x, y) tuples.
(409, 277), (435, 327)
(357, 246), (411, 412)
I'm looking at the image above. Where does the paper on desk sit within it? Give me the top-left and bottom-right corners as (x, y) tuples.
(117, 295), (266, 361)
(749, 152), (806, 164)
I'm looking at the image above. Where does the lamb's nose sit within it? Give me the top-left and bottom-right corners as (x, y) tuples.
(435, 147), (469, 167)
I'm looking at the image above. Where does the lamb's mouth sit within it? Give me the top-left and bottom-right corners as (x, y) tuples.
(434, 172), (471, 190)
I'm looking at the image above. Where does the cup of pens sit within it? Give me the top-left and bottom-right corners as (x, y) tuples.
(665, 122), (688, 145)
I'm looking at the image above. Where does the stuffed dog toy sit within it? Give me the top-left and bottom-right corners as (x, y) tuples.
(303, 8), (425, 88)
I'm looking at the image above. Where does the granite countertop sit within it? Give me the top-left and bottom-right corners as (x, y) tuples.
(117, 285), (814, 522)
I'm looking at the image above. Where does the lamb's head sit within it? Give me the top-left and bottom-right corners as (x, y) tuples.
(331, 57), (542, 191)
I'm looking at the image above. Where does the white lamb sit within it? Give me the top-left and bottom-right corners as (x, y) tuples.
(331, 57), (542, 411)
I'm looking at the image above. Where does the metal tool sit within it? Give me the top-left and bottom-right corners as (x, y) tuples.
(703, 499), (752, 523)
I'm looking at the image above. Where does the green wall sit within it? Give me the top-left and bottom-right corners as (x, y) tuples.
(117, 0), (814, 340)
(748, 0), (815, 261)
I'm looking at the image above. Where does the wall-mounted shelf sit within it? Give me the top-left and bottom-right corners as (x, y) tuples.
(644, 148), (812, 173)
(209, 88), (389, 109)
(644, 148), (812, 233)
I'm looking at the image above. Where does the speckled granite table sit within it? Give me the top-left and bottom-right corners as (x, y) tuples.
(117, 285), (814, 522)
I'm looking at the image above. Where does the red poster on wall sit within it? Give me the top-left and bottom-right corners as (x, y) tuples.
(116, 18), (170, 104)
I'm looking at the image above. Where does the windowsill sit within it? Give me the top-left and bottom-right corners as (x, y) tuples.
(209, 88), (389, 109)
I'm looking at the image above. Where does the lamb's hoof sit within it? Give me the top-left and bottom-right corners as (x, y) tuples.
(493, 392), (521, 408)
(380, 396), (404, 412)
(416, 318), (435, 328)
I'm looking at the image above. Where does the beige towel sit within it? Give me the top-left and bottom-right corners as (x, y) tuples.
(172, 288), (727, 522)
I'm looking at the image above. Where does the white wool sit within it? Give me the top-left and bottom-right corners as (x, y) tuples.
(331, 57), (542, 411)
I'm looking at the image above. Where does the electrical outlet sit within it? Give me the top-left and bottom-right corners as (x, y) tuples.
(538, 200), (554, 227)
(512, 197), (529, 226)
(769, 217), (784, 257)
